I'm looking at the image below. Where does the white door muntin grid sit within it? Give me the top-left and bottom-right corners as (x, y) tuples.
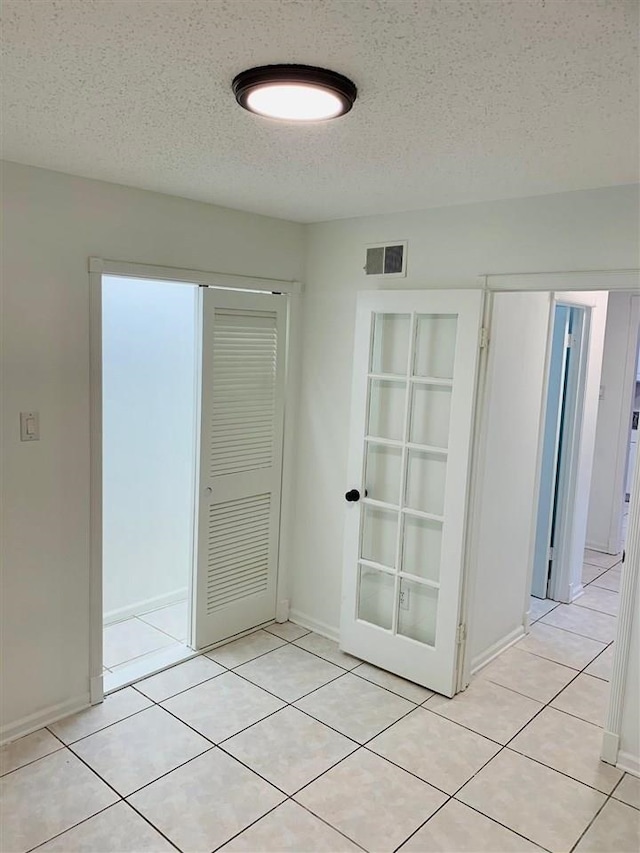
(340, 290), (484, 696)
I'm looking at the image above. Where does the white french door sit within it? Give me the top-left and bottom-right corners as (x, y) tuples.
(340, 290), (484, 696)
(194, 288), (286, 648)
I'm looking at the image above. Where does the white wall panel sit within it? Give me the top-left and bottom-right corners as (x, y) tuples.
(0, 161), (304, 739)
(102, 276), (196, 621)
(291, 184), (639, 636)
(467, 292), (551, 669)
(587, 292), (640, 554)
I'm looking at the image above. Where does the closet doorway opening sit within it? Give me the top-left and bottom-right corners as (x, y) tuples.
(90, 259), (297, 700)
(101, 275), (198, 691)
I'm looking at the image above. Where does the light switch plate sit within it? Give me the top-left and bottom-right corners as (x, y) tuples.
(20, 411), (40, 441)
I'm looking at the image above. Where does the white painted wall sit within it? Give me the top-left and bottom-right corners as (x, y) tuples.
(587, 292), (640, 555)
(0, 161), (304, 740)
(467, 291), (607, 673)
(466, 292), (552, 671)
(290, 184), (639, 639)
(102, 276), (197, 622)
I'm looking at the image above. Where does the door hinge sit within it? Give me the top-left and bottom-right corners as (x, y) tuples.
(456, 623), (467, 645)
(479, 328), (489, 349)
(548, 545), (555, 562)
(565, 332), (577, 348)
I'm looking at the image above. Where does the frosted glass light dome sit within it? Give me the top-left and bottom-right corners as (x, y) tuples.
(233, 65), (357, 123)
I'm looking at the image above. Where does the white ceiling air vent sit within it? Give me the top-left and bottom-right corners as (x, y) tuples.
(364, 241), (407, 277)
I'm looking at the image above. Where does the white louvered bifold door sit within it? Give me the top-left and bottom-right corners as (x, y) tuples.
(194, 288), (286, 648)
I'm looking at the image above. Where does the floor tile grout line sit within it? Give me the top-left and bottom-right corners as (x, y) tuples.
(132, 666), (229, 704)
(421, 628), (622, 852)
(135, 629), (429, 724)
(349, 667), (434, 704)
(45, 699), (158, 748)
(132, 613), (187, 644)
(145, 610), (622, 848)
(66, 732), (216, 801)
(231, 639), (361, 676)
(207, 800), (288, 853)
(117, 797), (184, 852)
(536, 618), (617, 645)
(413, 701), (506, 748)
(124, 665), (385, 853)
(390, 795), (454, 853)
(505, 742), (622, 797)
(448, 797), (556, 853)
(15, 616), (624, 853)
(568, 790), (612, 853)
(105, 641), (191, 676)
(263, 623), (312, 641)
(104, 616), (188, 668)
(0, 742), (67, 779)
(113, 622), (298, 691)
(135, 610), (190, 642)
(204, 630), (607, 784)
(206, 637), (289, 668)
(478, 667), (596, 711)
(543, 702), (608, 729)
(216, 737), (357, 800)
(572, 603), (619, 618)
(515, 638), (612, 671)
(608, 772), (640, 811)
(24, 801), (125, 853)
(285, 800), (370, 853)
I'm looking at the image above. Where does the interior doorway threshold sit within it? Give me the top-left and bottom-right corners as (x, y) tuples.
(104, 643), (194, 694)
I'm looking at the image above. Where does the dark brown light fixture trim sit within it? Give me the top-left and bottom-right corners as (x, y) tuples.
(232, 64), (357, 121)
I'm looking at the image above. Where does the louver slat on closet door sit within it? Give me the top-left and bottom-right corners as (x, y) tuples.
(210, 309), (278, 478)
(206, 494), (271, 614)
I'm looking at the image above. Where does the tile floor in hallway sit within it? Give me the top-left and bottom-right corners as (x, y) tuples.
(103, 601), (189, 671)
(2, 553), (639, 853)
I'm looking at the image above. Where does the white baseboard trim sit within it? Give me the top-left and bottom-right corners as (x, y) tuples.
(470, 626), (525, 676)
(616, 750), (640, 777)
(586, 541), (622, 557)
(276, 598), (290, 623)
(289, 609), (339, 642)
(569, 582), (584, 602)
(600, 730), (620, 765)
(1, 693), (90, 746)
(90, 674), (104, 705)
(103, 587), (188, 626)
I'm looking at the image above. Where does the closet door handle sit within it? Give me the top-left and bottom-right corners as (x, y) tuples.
(345, 489), (361, 502)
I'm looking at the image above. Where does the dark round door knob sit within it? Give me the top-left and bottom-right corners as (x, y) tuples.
(345, 489), (361, 502)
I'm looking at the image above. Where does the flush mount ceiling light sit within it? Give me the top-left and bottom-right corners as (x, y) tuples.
(232, 64), (357, 122)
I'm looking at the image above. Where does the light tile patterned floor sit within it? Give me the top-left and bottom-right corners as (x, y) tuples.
(103, 601), (189, 671)
(2, 553), (638, 853)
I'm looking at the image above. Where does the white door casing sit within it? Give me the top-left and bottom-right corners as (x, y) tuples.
(340, 290), (484, 696)
(194, 288), (286, 648)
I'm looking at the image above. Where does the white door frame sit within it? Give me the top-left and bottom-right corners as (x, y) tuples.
(88, 257), (301, 703)
(458, 268), (640, 770)
(605, 294), (640, 556)
(546, 296), (591, 604)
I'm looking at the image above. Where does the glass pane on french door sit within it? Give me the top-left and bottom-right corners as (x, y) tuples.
(357, 312), (455, 645)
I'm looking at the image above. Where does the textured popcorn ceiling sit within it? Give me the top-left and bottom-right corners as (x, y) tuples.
(2, 0), (638, 222)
